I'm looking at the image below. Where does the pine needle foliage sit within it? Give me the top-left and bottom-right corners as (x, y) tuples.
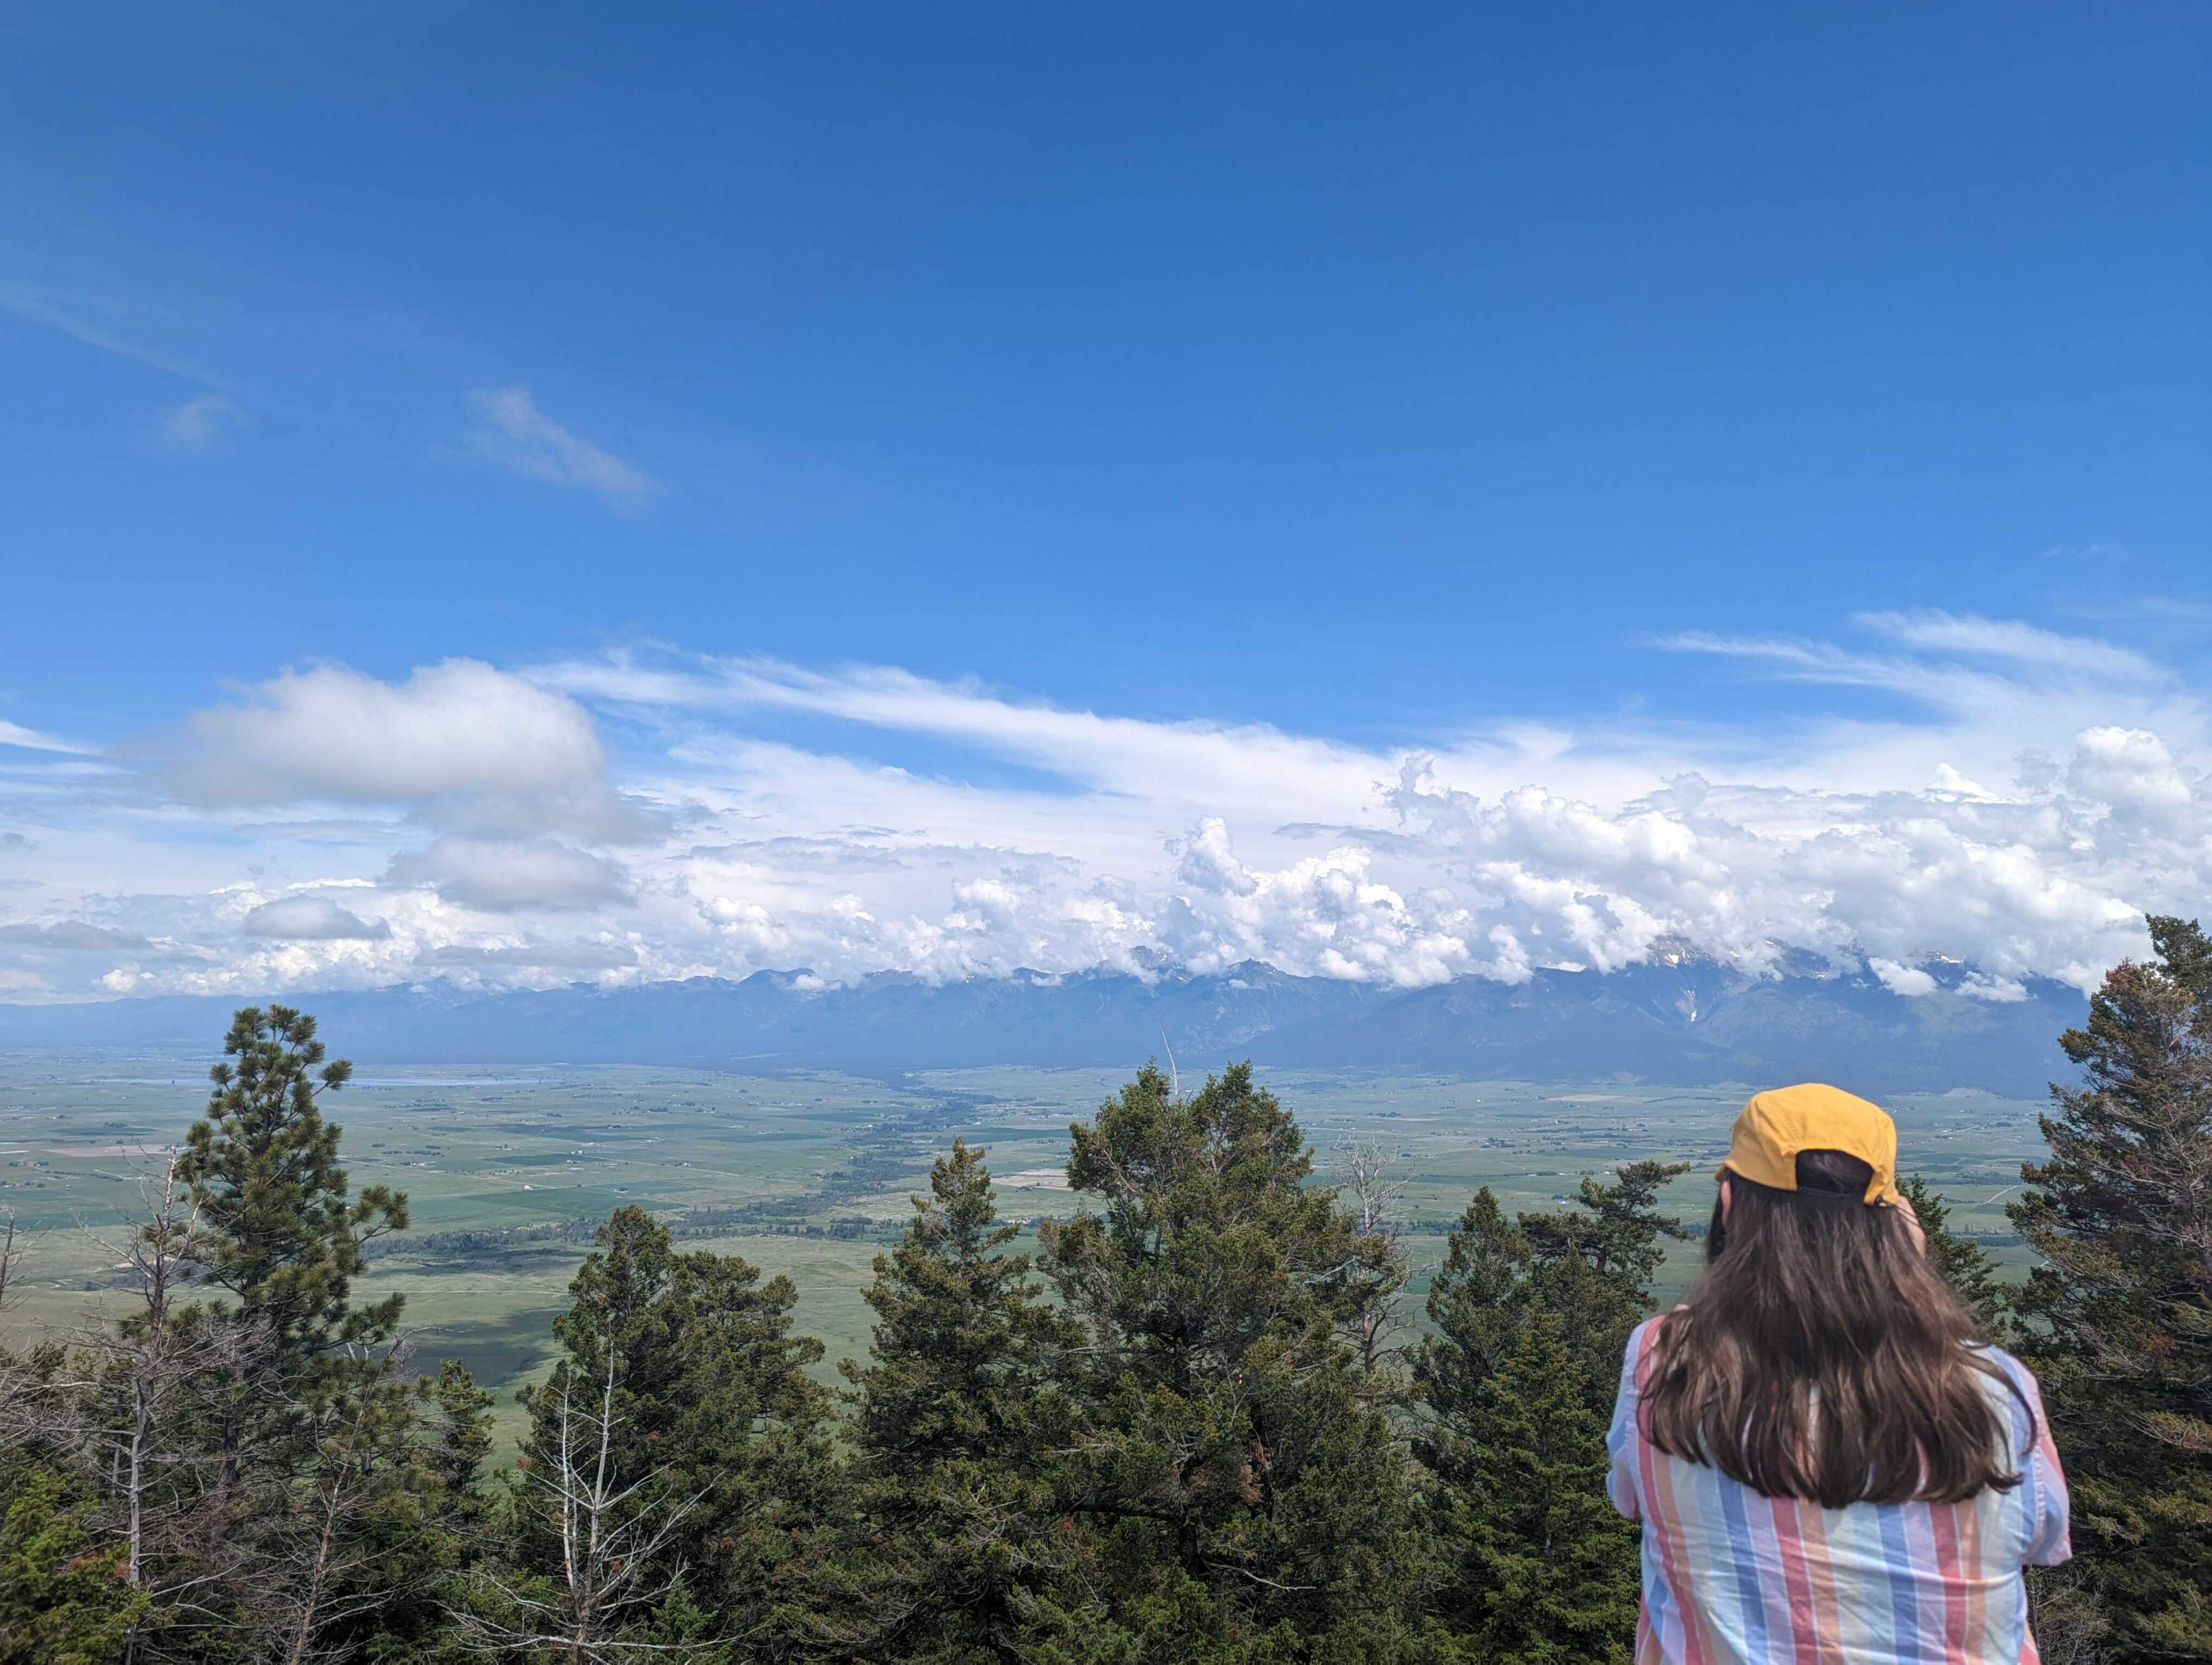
(1517, 1160), (1693, 1412)
(1897, 1174), (2006, 1334)
(505, 1206), (845, 1662)
(179, 1005), (407, 1364)
(1040, 1063), (1440, 1664)
(0, 1462), (147, 1665)
(1432, 1307), (1635, 1665)
(1416, 1163), (1685, 1664)
(844, 1139), (1092, 1665)
(2009, 915), (2212, 1662)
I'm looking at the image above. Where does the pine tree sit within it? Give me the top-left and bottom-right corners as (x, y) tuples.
(2009, 915), (2212, 1662)
(259, 1375), (447, 1665)
(1418, 1163), (1688, 1433)
(843, 1139), (1090, 1665)
(1416, 1167), (1683, 1659)
(849, 1140), (1066, 1465)
(179, 1006), (408, 1369)
(487, 1207), (843, 1661)
(362, 1361), (501, 1662)
(0, 1461), (147, 1665)
(1436, 1306), (1635, 1665)
(1518, 1159), (1691, 1410)
(1040, 1063), (1438, 1663)
(1898, 1174), (2005, 1333)
(430, 1360), (497, 1523)
(1414, 1187), (1531, 1467)
(128, 1004), (436, 1659)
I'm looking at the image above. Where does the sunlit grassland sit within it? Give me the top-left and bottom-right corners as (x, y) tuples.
(0, 1049), (2048, 1452)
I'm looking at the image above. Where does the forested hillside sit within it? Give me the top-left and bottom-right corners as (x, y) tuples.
(1, 921), (2206, 1664)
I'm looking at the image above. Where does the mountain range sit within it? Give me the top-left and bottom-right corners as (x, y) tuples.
(0, 949), (2086, 1097)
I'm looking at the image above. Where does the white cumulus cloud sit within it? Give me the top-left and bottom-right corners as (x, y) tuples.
(171, 659), (646, 839)
(240, 895), (391, 940)
(1869, 958), (1940, 998)
(387, 837), (631, 914)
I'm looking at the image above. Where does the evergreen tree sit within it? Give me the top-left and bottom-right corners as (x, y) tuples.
(2010, 915), (2212, 1662)
(257, 1378), (448, 1665)
(1518, 1159), (1692, 1409)
(1419, 1164), (1688, 1435)
(488, 1207), (843, 1661)
(353, 1363), (501, 1663)
(1414, 1188), (1532, 1489)
(1040, 1063), (1437, 1664)
(1897, 1174), (2005, 1333)
(844, 1139), (1090, 1665)
(429, 1360), (497, 1526)
(179, 1006), (408, 1370)
(1434, 1307), (1635, 1665)
(26, 1005), (448, 1664)
(1416, 1166), (1683, 1659)
(0, 1460), (147, 1665)
(56, 1006), (523, 1665)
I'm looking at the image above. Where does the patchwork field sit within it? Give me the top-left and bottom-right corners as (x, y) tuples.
(0, 1046), (2050, 1449)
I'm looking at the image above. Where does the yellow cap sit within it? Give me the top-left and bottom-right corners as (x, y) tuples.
(1718, 1083), (1902, 1207)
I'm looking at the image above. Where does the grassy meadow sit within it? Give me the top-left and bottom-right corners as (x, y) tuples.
(0, 1048), (2050, 1450)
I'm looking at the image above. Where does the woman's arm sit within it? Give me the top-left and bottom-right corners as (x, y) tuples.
(2015, 1364), (2071, 1567)
(1606, 1320), (1649, 1520)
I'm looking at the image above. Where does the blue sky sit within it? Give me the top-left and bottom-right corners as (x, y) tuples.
(1, 4), (2207, 1000)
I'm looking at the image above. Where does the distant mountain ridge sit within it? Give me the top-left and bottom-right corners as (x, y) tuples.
(0, 951), (2085, 1096)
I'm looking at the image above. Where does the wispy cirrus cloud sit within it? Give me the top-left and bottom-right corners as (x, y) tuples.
(459, 386), (658, 505)
(0, 282), (224, 386)
(1853, 610), (2166, 682)
(542, 650), (1391, 811)
(1652, 610), (2206, 798)
(1660, 609), (2168, 699)
(149, 393), (248, 452)
(0, 719), (97, 755)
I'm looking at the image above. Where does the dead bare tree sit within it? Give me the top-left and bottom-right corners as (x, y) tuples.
(0, 1156), (258, 1663)
(259, 1377), (429, 1665)
(1339, 1140), (1411, 1389)
(74, 1158), (203, 1591)
(0, 1207), (20, 1318)
(0, 1203), (44, 1448)
(56, 1156), (270, 1663)
(452, 1320), (715, 1664)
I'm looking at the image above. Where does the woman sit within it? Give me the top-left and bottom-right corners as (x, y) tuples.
(1607, 1083), (2070, 1665)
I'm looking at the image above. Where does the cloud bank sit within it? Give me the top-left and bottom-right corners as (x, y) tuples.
(3, 612), (2208, 1002)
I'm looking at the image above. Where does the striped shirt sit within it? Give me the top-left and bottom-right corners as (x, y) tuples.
(1606, 1317), (2071, 1665)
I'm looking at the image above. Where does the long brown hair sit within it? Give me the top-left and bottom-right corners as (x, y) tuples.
(1641, 1150), (2028, 1506)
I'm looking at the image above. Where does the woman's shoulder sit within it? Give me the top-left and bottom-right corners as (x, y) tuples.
(1963, 1342), (2050, 1448)
(1966, 1341), (2044, 1397)
(1622, 1307), (1688, 1372)
(1964, 1339), (2034, 1377)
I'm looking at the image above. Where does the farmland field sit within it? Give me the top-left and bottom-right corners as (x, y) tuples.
(0, 1046), (2050, 1449)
